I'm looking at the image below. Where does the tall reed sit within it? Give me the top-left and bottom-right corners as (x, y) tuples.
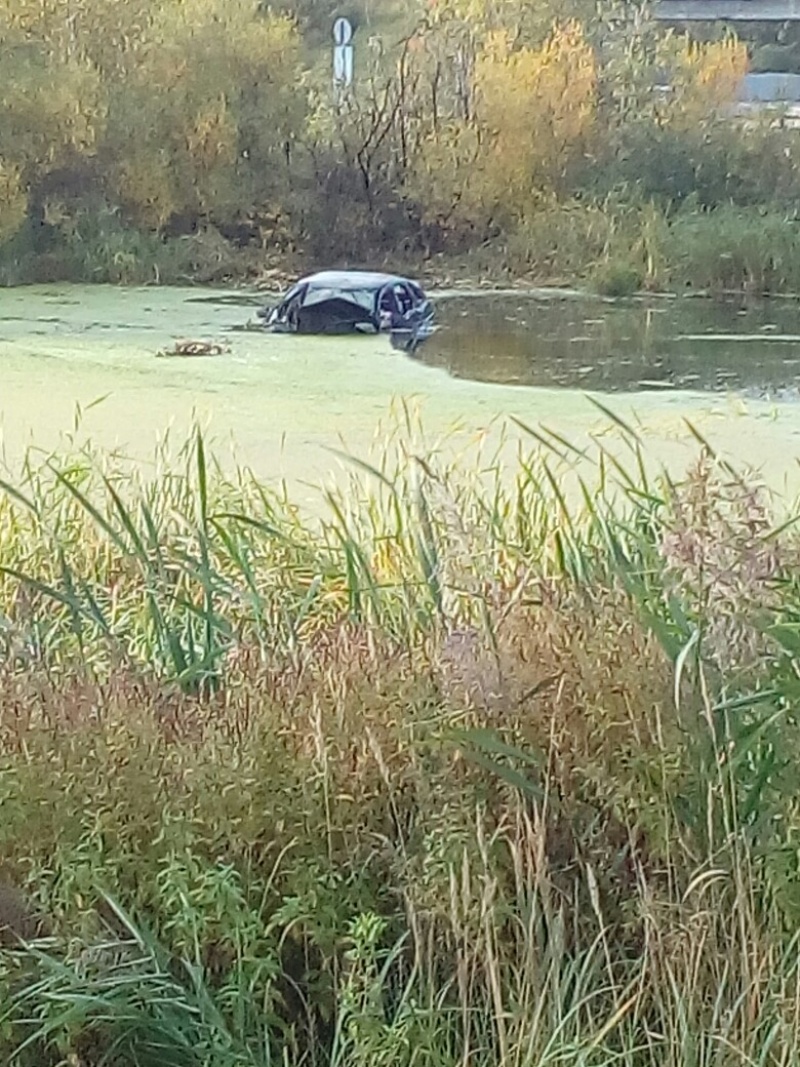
(0, 418), (798, 1067)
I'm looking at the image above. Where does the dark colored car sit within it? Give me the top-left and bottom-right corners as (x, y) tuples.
(257, 270), (435, 349)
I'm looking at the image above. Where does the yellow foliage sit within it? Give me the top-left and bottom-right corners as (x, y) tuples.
(0, 0), (761, 266)
(425, 0), (493, 26)
(104, 0), (304, 226)
(407, 122), (481, 221)
(425, 0), (598, 50)
(0, 0), (304, 230)
(0, 0), (153, 76)
(0, 43), (106, 173)
(186, 98), (237, 172)
(661, 35), (748, 126)
(476, 22), (597, 205)
(111, 157), (178, 230)
(0, 13), (107, 241)
(0, 159), (27, 239)
(408, 19), (597, 227)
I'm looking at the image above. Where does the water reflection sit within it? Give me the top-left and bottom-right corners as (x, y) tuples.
(420, 293), (800, 399)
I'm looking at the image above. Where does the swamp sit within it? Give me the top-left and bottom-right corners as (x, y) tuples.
(1, 281), (800, 1066)
(2, 284), (799, 499)
(2, 0), (800, 1063)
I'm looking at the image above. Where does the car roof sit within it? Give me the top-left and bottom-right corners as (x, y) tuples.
(300, 270), (415, 292)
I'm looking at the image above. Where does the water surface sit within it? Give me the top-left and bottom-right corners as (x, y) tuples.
(1, 285), (799, 505)
(424, 291), (800, 400)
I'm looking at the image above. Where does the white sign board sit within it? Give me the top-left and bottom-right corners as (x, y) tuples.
(333, 17), (354, 91)
(334, 45), (354, 87)
(333, 17), (353, 45)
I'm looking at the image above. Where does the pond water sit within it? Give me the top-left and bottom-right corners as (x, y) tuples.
(424, 291), (800, 400)
(0, 284), (799, 506)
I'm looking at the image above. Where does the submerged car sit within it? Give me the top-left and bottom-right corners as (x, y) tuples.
(257, 270), (435, 349)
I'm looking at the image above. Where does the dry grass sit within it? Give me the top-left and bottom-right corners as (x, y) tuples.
(0, 423), (798, 1066)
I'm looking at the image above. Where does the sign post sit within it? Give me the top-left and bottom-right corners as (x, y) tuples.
(333, 17), (354, 100)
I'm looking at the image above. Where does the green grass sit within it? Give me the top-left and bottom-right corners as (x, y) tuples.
(0, 420), (799, 1066)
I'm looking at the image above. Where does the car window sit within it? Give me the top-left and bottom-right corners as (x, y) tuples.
(279, 284), (306, 323)
(280, 283), (305, 308)
(378, 287), (397, 314)
(281, 283), (303, 304)
(408, 283), (424, 301)
(393, 284), (413, 314)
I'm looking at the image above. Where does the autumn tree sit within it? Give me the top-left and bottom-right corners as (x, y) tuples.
(407, 20), (598, 238)
(102, 0), (306, 231)
(0, 7), (106, 240)
(0, 0), (153, 74)
(661, 34), (748, 126)
(0, 0), (789, 278)
(584, 13), (755, 210)
(475, 23), (597, 204)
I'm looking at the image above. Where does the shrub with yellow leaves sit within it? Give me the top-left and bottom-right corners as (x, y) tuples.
(659, 34), (748, 128)
(102, 0), (304, 229)
(407, 20), (597, 232)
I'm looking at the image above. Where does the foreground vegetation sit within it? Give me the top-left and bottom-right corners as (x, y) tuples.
(2, 0), (800, 293)
(0, 418), (799, 1065)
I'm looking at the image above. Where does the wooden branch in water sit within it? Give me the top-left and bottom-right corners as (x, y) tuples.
(155, 340), (230, 358)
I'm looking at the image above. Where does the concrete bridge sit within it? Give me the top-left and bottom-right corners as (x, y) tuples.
(655, 0), (800, 19)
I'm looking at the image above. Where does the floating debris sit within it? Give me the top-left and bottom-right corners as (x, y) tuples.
(156, 339), (230, 358)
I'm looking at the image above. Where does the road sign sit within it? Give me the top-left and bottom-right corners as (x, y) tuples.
(334, 44), (354, 87)
(333, 17), (353, 45)
(333, 17), (354, 92)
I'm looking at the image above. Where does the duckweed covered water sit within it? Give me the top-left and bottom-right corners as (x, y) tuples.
(1, 284), (799, 504)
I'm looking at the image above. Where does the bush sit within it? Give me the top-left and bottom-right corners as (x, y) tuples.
(589, 257), (643, 296)
(661, 203), (800, 293)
